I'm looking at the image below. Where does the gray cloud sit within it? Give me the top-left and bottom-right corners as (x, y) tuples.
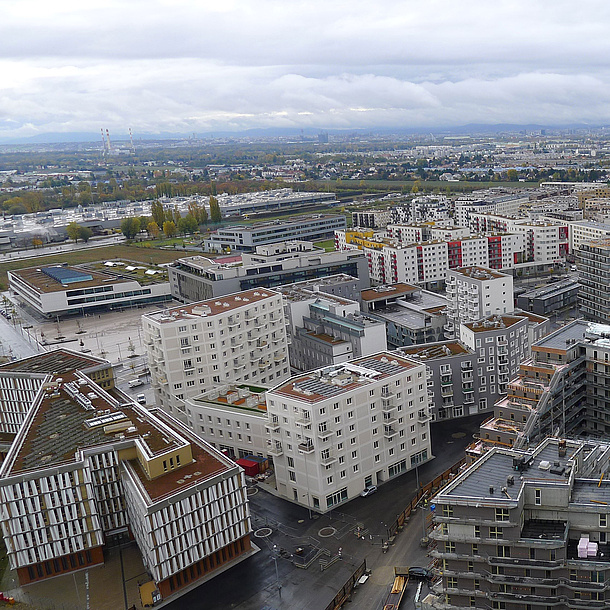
(1, 1), (609, 138)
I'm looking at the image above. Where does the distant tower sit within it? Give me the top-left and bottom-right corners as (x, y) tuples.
(129, 128), (135, 152)
(105, 129), (112, 153)
(100, 128), (108, 160)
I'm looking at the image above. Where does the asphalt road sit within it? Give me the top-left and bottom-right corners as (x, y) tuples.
(173, 413), (486, 610)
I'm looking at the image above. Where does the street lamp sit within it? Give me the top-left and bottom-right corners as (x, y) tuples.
(272, 545), (282, 598)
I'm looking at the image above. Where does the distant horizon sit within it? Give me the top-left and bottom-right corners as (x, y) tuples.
(0, 122), (607, 147)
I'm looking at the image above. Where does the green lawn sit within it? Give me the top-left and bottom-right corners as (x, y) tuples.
(0, 244), (187, 290)
(314, 239), (336, 252)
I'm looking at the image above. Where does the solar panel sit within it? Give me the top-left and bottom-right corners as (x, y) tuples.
(41, 266), (93, 285)
(357, 358), (404, 376)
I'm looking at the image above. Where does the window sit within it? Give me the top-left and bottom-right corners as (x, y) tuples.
(601, 514), (608, 528)
(327, 476), (333, 485)
(447, 577), (457, 589)
(472, 544), (478, 555)
(497, 545), (510, 558)
(442, 505), (454, 518)
(489, 527), (503, 539)
(445, 541), (455, 553)
(474, 525), (480, 538)
(535, 489), (541, 505)
(495, 508), (510, 522)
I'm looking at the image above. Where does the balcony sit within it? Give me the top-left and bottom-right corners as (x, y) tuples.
(383, 425), (398, 439)
(268, 443), (283, 457)
(317, 427), (333, 441)
(418, 410), (432, 424)
(265, 418), (280, 432)
(320, 452), (337, 466)
(298, 440), (314, 453)
(295, 413), (311, 427)
(441, 387), (454, 397)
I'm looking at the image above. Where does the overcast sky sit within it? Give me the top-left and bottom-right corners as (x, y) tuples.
(1, 0), (609, 139)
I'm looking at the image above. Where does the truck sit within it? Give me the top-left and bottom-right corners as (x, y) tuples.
(383, 567), (409, 610)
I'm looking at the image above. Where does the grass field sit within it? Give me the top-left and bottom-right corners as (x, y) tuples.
(314, 239), (336, 252)
(0, 244), (186, 290)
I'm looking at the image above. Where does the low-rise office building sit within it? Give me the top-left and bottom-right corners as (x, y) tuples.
(516, 279), (580, 315)
(169, 241), (369, 302)
(265, 353), (433, 512)
(8, 262), (171, 318)
(203, 214), (346, 253)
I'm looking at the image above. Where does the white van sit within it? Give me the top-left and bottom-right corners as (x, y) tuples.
(137, 393), (147, 404)
(128, 379), (144, 388)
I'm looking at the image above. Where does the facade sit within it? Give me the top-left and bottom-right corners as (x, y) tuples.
(454, 193), (529, 227)
(142, 288), (290, 419)
(427, 437), (610, 610)
(569, 220), (610, 253)
(0, 352), (252, 601)
(445, 267), (514, 339)
(169, 241), (369, 302)
(265, 353), (433, 512)
(516, 279), (580, 315)
(278, 283), (386, 371)
(184, 384), (270, 460)
(352, 209), (391, 228)
(391, 196), (450, 224)
(577, 238), (610, 322)
(8, 263), (171, 318)
(203, 214), (346, 253)
(362, 285), (448, 348)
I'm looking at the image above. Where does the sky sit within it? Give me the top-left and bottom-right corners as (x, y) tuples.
(1, 0), (610, 140)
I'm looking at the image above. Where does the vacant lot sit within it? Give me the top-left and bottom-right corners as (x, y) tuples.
(0, 244), (187, 290)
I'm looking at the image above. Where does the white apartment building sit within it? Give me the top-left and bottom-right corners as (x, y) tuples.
(569, 220), (610, 253)
(184, 384), (270, 460)
(445, 267), (514, 338)
(265, 353), (433, 512)
(143, 289), (290, 419)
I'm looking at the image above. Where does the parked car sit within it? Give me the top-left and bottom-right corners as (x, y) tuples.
(128, 379), (144, 388)
(408, 566), (433, 581)
(360, 485), (378, 497)
(136, 393), (147, 405)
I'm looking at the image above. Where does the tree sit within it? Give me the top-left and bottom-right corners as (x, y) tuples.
(147, 221), (160, 239)
(32, 237), (43, 248)
(173, 208), (181, 225)
(209, 195), (222, 223)
(177, 214), (198, 235)
(163, 221), (177, 237)
(507, 169), (519, 182)
(78, 226), (93, 242)
(151, 200), (165, 227)
(66, 221), (82, 243)
(121, 217), (141, 239)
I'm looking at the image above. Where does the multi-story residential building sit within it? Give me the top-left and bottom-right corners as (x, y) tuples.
(265, 353), (433, 512)
(169, 241), (369, 302)
(516, 279), (580, 315)
(0, 351), (252, 601)
(336, 230), (523, 290)
(362, 284), (448, 348)
(352, 209), (391, 228)
(577, 238), (610, 322)
(278, 283), (386, 371)
(569, 220), (610, 253)
(184, 383), (270, 460)
(203, 214), (346, 253)
(391, 196), (450, 224)
(445, 267), (514, 339)
(8, 262), (171, 318)
(427, 437), (610, 610)
(142, 288), (290, 419)
(385, 224), (470, 244)
(398, 314), (529, 422)
(454, 193), (529, 227)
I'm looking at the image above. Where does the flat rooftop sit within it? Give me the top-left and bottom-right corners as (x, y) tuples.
(190, 384), (268, 414)
(143, 288), (279, 323)
(533, 319), (589, 353)
(463, 314), (525, 333)
(514, 309), (548, 325)
(452, 266), (508, 280)
(10, 265), (132, 294)
(270, 352), (419, 403)
(443, 439), (581, 502)
(361, 284), (419, 302)
(215, 214), (344, 233)
(519, 279), (579, 300)
(0, 348), (109, 375)
(399, 341), (470, 359)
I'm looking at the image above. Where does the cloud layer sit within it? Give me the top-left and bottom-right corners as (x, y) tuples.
(1, 1), (609, 138)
